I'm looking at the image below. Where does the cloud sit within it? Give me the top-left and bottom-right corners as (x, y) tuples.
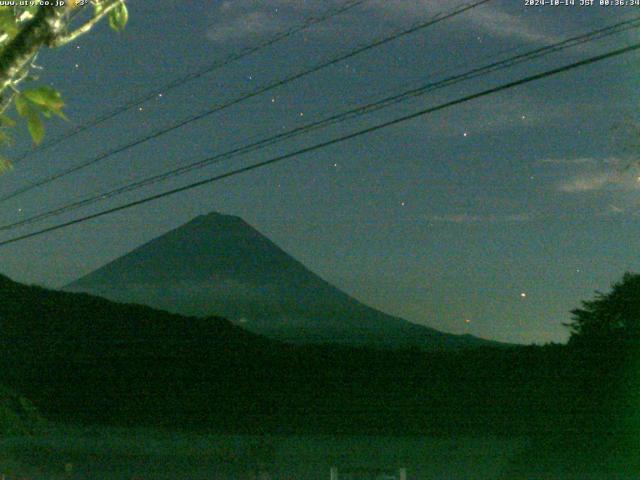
(207, 11), (282, 42)
(426, 213), (535, 224)
(605, 204), (625, 214)
(554, 161), (640, 193)
(407, 90), (578, 140)
(540, 157), (621, 166)
(557, 172), (613, 193)
(374, 0), (559, 44)
(540, 157), (596, 166)
(463, 6), (558, 44)
(206, 0), (559, 45)
(206, 0), (349, 43)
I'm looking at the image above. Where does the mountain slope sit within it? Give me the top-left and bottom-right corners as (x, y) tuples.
(0, 273), (292, 427)
(65, 212), (496, 350)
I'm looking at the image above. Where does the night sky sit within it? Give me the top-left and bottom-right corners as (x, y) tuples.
(1, 0), (639, 344)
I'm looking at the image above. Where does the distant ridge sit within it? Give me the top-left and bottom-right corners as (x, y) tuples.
(65, 212), (500, 350)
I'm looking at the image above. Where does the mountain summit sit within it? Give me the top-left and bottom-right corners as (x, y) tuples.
(66, 212), (494, 350)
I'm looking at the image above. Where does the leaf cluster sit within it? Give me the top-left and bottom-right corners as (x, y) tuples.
(15, 86), (67, 145)
(0, 1), (128, 173)
(0, 5), (38, 48)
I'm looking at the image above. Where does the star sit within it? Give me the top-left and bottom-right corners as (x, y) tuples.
(463, 132), (468, 137)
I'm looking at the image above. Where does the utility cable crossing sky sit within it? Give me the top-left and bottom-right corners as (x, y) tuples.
(2, 17), (638, 233)
(1, 40), (638, 248)
(0, 0), (493, 203)
(10, 0), (372, 166)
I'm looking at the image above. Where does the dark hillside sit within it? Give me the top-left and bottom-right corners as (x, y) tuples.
(0, 274), (632, 440)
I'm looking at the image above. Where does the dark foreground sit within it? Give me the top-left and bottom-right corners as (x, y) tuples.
(0, 275), (638, 477)
(0, 426), (638, 480)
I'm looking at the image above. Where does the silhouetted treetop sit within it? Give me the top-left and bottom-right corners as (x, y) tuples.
(566, 272), (640, 348)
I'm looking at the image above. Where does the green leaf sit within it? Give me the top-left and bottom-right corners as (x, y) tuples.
(23, 86), (64, 110)
(19, 87), (67, 123)
(15, 88), (68, 145)
(50, 108), (68, 121)
(26, 110), (44, 145)
(0, 114), (16, 128)
(15, 95), (29, 118)
(0, 130), (12, 146)
(108, 2), (128, 32)
(0, 7), (18, 39)
(0, 156), (13, 175)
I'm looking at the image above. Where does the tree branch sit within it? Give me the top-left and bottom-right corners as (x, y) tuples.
(0, 91), (15, 116)
(0, 6), (67, 98)
(50, 0), (124, 48)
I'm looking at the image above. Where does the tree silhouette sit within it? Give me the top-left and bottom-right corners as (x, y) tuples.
(565, 272), (640, 349)
(562, 272), (640, 477)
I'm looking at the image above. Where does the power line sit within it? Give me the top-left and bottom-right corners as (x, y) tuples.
(3, 17), (639, 231)
(0, 0), (493, 203)
(1, 40), (637, 248)
(10, 0), (370, 165)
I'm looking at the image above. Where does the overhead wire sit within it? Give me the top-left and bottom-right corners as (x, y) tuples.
(0, 0), (493, 203)
(0, 40), (638, 247)
(2, 16), (639, 232)
(10, 0), (371, 165)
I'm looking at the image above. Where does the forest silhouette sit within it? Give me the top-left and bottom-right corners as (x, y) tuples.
(0, 272), (637, 444)
(0, 272), (638, 476)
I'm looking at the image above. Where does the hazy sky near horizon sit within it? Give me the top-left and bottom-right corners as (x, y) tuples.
(1, 0), (639, 344)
